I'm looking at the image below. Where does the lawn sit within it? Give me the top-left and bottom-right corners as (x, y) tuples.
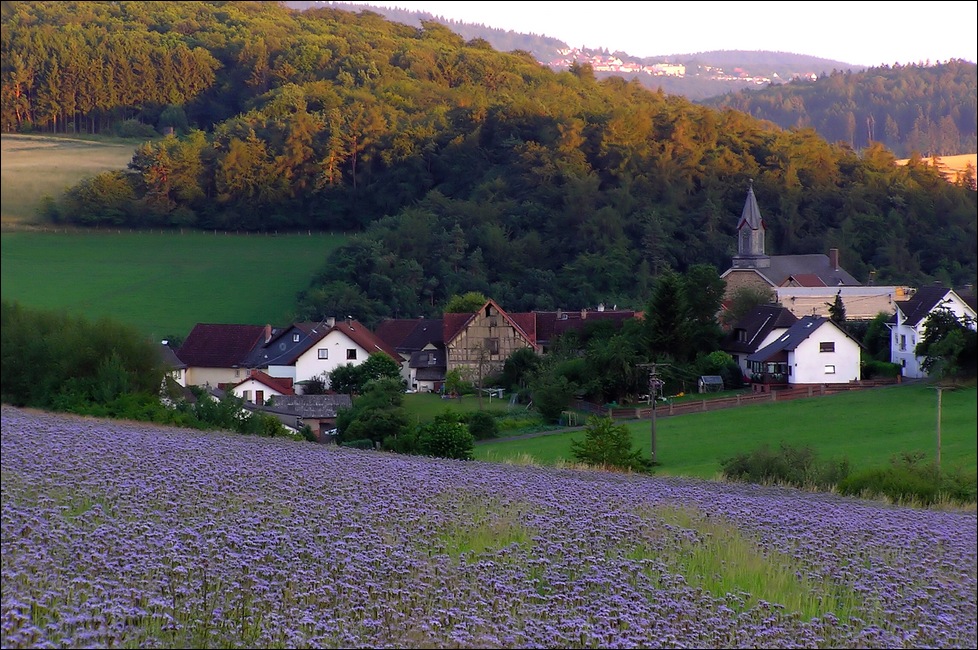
(0, 230), (344, 340)
(476, 383), (978, 479)
(1, 133), (141, 224)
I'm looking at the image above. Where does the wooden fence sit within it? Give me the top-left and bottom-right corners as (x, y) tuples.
(571, 377), (901, 421)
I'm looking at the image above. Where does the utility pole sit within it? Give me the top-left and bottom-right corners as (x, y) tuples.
(637, 363), (663, 465)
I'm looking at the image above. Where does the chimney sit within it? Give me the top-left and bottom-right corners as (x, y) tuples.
(828, 248), (839, 271)
(264, 324), (272, 343)
(326, 317), (335, 328)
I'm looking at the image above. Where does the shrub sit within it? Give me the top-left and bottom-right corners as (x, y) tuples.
(342, 439), (376, 450)
(861, 359), (901, 379)
(570, 416), (651, 472)
(720, 443), (850, 490)
(838, 452), (977, 505)
(464, 410), (499, 440)
(416, 420), (474, 460)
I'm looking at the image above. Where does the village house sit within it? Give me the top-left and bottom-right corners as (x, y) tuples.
(889, 286), (977, 378)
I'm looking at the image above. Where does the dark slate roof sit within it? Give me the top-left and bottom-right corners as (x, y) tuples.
(177, 324), (267, 368)
(896, 286), (956, 327)
(375, 318), (425, 351)
(722, 305), (798, 355)
(747, 316), (831, 362)
(415, 367), (446, 381)
(766, 255), (859, 287)
(397, 319), (444, 352)
(159, 343), (186, 369)
(245, 322), (321, 368)
(409, 348), (446, 370)
(270, 394), (353, 418)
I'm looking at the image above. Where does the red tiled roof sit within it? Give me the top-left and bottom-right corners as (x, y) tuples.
(332, 320), (401, 360)
(786, 273), (828, 287)
(177, 323), (266, 368)
(443, 312), (472, 345)
(232, 370), (295, 395)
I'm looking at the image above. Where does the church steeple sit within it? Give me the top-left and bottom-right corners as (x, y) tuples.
(733, 180), (770, 269)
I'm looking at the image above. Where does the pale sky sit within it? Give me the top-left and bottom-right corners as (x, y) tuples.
(334, 1), (978, 67)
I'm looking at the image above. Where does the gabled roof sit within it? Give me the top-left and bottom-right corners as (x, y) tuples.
(722, 305), (798, 354)
(331, 319), (401, 360)
(271, 394), (353, 418)
(895, 286), (957, 327)
(443, 299), (538, 350)
(177, 324), (267, 368)
(747, 316), (858, 363)
(723, 255), (859, 288)
(230, 370), (294, 395)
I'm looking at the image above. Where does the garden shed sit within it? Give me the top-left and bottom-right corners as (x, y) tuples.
(697, 375), (725, 393)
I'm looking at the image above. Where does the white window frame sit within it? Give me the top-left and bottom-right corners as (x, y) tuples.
(824, 365), (836, 374)
(318, 348), (328, 359)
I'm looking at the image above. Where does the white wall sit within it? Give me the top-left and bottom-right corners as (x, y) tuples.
(293, 331), (370, 385)
(185, 367), (242, 388)
(790, 323), (860, 384)
(230, 378), (288, 404)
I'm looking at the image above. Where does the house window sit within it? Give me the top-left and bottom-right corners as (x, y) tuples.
(819, 342), (835, 353)
(347, 349), (357, 360)
(824, 365), (836, 374)
(243, 390), (251, 402)
(256, 390), (264, 406)
(486, 337), (500, 354)
(293, 333), (301, 342)
(318, 348), (328, 359)
(899, 335), (907, 351)
(736, 329), (747, 342)
(488, 316), (498, 328)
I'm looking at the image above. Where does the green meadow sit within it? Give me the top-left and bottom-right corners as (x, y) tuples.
(1, 133), (141, 224)
(475, 383), (978, 479)
(0, 229), (343, 340)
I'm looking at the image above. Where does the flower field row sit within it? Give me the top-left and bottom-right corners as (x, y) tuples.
(1, 405), (975, 648)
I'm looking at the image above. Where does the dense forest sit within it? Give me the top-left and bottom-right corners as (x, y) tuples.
(2, 1), (976, 328)
(702, 61), (978, 158)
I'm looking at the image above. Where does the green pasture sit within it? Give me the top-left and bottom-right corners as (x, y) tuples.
(1, 133), (141, 223)
(0, 230), (343, 340)
(475, 383), (978, 479)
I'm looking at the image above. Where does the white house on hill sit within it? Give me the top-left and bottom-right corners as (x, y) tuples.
(890, 287), (977, 378)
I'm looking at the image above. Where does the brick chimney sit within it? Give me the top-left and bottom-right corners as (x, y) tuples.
(828, 248), (839, 271)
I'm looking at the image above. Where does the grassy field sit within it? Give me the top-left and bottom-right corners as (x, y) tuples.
(0, 229), (343, 340)
(1, 133), (142, 224)
(476, 383), (978, 479)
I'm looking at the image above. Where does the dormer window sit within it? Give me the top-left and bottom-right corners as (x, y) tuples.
(293, 333), (300, 342)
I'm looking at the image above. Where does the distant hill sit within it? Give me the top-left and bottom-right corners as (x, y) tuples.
(292, 2), (859, 100)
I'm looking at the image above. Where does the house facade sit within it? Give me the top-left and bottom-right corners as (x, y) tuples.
(890, 287), (977, 378)
(443, 299), (538, 380)
(746, 316), (861, 390)
(721, 305), (798, 376)
(292, 319), (401, 389)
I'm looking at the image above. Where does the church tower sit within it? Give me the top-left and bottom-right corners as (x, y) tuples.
(732, 181), (770, 269)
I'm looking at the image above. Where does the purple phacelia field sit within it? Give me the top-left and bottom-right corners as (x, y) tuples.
(2, 406), (975, 649)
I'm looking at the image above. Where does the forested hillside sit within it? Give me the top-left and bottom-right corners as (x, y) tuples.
(702, 61), (978, 158)
(2, 1), (975, 327)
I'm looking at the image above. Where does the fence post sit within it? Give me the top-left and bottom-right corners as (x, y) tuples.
(771, 390), (777, 402)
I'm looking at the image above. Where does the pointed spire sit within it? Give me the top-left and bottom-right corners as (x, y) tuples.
(738, 179), (764, 231)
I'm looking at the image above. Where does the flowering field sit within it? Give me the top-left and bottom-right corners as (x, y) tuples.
(2, 406), (975, 649)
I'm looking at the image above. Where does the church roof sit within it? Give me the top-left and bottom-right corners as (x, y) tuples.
(737, 184), (764, 231)
(764, 254), (859, 287)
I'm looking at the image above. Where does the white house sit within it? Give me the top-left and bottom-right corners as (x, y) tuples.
(229, 369), (294, 405)
(890, 287), (977, 378)
(746, 316), (861, 389)
(290, 319), (401, 389)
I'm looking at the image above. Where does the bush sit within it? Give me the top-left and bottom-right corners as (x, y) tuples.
(464, 410), (499, 440)
(570, 416), (651, 472)
(838, 452), (977, 505)
(113, 118), (158, 139)
(342, 438), (376, 450)
(416, 420), (474, 460)
(720, 443), (850, 490)
(862, 359), (902, 379)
